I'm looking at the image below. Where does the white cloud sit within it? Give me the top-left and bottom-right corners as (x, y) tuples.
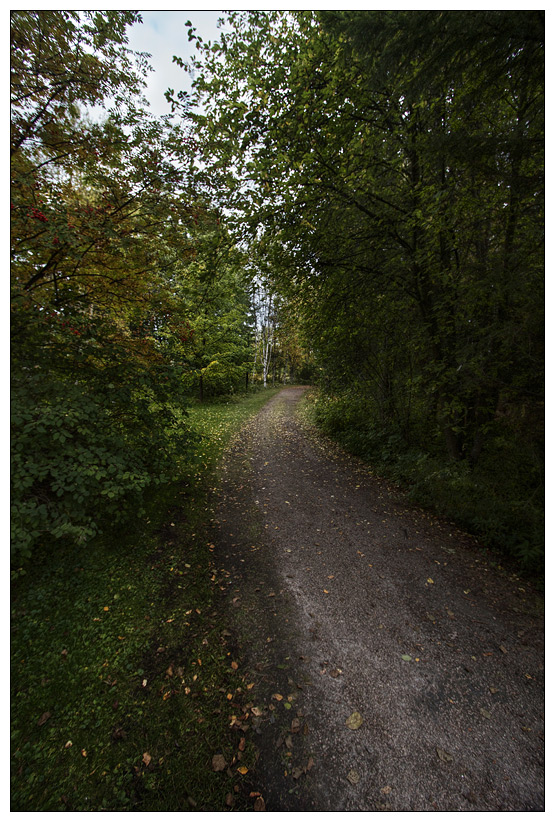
(126, 11), (225, 116)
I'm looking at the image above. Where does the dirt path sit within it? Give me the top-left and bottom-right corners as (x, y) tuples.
(212, 387), (544, 811)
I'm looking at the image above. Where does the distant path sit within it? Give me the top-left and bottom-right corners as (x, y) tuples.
(213, 387), (544, 811)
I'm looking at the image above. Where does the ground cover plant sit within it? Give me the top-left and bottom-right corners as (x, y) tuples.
(11, 388), (279, 812)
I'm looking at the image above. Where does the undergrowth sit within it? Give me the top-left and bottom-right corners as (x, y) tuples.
(303, 389), (544, 579)
(11, 387), (280, 812)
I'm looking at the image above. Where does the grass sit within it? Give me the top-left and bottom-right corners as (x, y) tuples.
(11, 387), (280, 812)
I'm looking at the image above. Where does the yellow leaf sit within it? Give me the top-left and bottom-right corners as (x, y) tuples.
(427, 578), (434, 584)
(323, 589), (330, 594)
(272, 693), (283, 701)
(237, 765), (248, 775)
(345, 711), (364, 730)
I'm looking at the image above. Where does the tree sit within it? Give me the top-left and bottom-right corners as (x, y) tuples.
(181, 10), (543, 462)
(10, 11), (201, 567)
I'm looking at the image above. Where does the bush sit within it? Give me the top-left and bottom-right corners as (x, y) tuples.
(11, 306), (196, 570)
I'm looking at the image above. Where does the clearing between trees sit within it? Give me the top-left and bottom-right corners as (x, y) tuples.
(214, 386), (544, 812)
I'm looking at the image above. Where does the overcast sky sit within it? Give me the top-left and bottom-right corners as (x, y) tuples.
(125, 11), (226, 117)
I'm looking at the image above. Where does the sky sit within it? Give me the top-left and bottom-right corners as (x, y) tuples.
(125, 11), (226, 117)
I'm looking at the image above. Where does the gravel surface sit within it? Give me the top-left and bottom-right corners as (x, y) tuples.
(213, 387), (544, 812)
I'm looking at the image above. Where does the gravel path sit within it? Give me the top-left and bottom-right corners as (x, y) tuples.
(213, 386), (544, 811)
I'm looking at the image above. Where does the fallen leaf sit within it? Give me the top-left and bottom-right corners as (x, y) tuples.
(345, 711), (364, 730)
(480, 708), (492, 719)
(489, 687), (499, 694)
(499, 645), (508, 654)
(436, 748), (453, 763)
(284, 702), (292, 710)
(292, 766), (304, 779)
(142, 752), (152, 767)
(401, 654), (412, 662)
(239, 737), (246, 752)
(427, 578), (434, 584)
(323, 589), (330, 594)
(37, 711), (51, 726)
(212, 754), (227, 772)
(290, 717), (301, 733)
(381, 786), (392, 795)
(272, 693), (283, 701)
(253, 796), (266, 811)
(231, 661), (238, 670)
(347, 768), (360, 785)
(237, 765), (248, 775)
(251, 707), (263, 716)
(225, 793), (234, 807)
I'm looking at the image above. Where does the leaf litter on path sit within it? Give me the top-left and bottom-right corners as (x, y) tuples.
(345, 711), (364, 730)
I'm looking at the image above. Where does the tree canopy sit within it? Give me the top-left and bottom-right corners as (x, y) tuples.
(178, 10), (544, 567)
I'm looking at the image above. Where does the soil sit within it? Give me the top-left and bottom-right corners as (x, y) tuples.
(211, 386), (544, 812)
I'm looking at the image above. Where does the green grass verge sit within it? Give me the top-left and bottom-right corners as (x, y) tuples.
(11, 387), (280, 812)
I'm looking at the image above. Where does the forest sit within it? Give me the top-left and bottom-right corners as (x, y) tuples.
(12, 10), (543, 575)
(10, 10), (544, 813)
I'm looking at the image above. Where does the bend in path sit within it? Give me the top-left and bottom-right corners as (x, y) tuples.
(213, 386), (544, 812)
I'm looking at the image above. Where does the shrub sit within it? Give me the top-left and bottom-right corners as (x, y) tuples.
(11, 306), (196, 571)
